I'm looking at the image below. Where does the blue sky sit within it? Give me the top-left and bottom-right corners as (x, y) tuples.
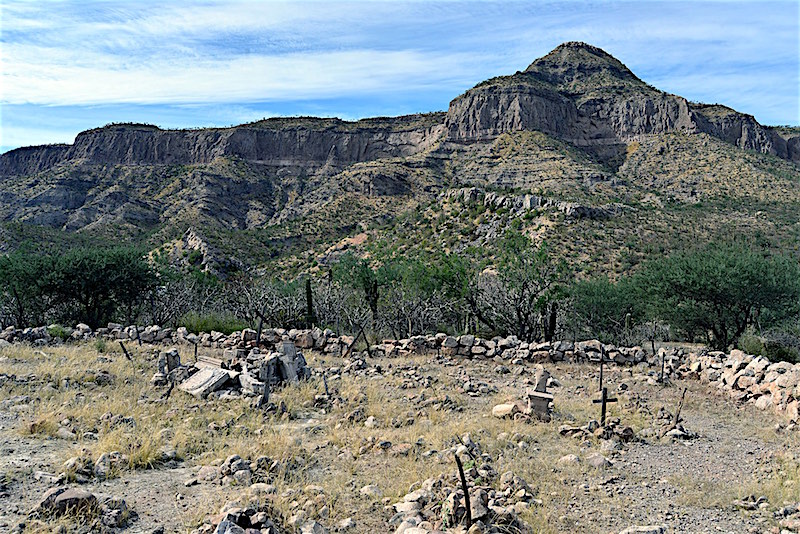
(1, 1), (798, 154)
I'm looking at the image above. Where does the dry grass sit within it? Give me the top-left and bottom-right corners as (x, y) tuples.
(2, 343), (798, 533)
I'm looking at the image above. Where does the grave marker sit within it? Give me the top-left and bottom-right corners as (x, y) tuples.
(592, 387), (617, 426)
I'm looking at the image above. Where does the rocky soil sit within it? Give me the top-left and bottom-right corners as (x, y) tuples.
(1, 338), (799, 534)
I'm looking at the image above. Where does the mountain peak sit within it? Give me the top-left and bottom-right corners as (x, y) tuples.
(525, 42), (643, 93)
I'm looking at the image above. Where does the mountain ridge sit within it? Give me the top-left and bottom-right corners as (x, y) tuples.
(1, 42), (799, 277)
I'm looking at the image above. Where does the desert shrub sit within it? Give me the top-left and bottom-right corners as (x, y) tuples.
(568, 276), (635, 344)
(737, 333), (765, 356)
(633, 242), (800, 350)
(93, 338), (108, 353)
(178, 311), (249, 335)
(46, 324), (71, 341)
(740, 329), (800, 363)
(0, 246), (156, 328)
(763, 329), (800, 363)
(0, 250), (53, 327)
(466, 231), (568, 341)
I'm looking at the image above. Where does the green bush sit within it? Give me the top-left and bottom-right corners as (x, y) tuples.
(762, 330), (800, 363)
(47, 324), (71, 341)
(634, 242), (800, 350)
(93, 338), (108, 353)
(0, 246), (156, 328)
(737, 333), (765, 356)
(178, 311), (249, 335)
(737, 331), (800, 363)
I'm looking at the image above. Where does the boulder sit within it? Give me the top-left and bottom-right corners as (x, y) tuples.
(39, 487), (97, 515)
(492, 403), (520, 418)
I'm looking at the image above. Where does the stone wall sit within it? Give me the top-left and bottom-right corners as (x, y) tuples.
(1, 323), (797, 423)
(665, 348), (800, 423)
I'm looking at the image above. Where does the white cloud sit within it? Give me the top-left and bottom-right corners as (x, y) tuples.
(1, 44), (482, 105)
(1, 0), (797, 153)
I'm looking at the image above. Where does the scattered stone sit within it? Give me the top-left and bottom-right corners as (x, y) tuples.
(557, 454), (580, 465)
(337, 517), (356, 531)
(586, 453), (611, 469)
(492, 403), (519, 418)
(55, 427), (76, 440)
(360, 485), (383, 499)
(619, 526), (667, 534)
(38, 487), (97, 516)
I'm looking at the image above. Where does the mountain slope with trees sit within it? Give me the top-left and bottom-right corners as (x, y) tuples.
(1, 42), (799, 355)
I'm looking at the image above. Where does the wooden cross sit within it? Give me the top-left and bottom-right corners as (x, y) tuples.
(592, 387), (617, 426)
(598, 346), (613, 392)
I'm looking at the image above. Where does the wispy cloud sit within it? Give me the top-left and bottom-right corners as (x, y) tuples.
(2, 45), (482, 105)
(1, 0), (798, 152)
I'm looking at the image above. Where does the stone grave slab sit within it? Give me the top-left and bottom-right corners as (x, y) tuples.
(179, 368), (229, 398)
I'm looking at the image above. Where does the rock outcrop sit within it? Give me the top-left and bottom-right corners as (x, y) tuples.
(1, 41), (797, 256)
(444, 42), (798, 162)
(1, 115), (446, 178)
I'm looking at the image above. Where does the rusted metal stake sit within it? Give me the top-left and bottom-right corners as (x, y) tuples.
(119, 341), (132, 361)
(454, 452), (472, 529)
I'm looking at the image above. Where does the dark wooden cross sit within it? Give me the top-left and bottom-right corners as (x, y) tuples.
(593, 387), (617, 426)
(598, 346), (613, 392)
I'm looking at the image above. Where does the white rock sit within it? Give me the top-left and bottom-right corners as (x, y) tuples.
(360, 484), (383, 499)
(557, 454), (580, 465)
(619, 526), (667, 534)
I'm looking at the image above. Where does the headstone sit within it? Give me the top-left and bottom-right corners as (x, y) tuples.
(260, 356), (278, 384)
(281, 340), (297, 358)
(239, 372), (266, 396)
(165, 349), (180, 372)
(533, 367), (550, 392)
(279, 355), (299, 383)
(525, 389), (553, 421)
(178, 368), (229, 398)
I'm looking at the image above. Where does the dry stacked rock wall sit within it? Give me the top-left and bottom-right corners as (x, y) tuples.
(2, 323), (797, 423)
(667, 348), (800, 423)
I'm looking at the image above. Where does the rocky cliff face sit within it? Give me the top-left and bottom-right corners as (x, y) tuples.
(0, 144), (71, 176)
(690, 104), (793, 159)
(1, 42), (798, 265)
(445, 79), (579, 142)
(444, 41), (799, 163)
(1, 115), (446, 177)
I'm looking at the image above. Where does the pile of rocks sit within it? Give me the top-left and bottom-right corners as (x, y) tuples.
(191, 499), (291, 534)
(775, 502), (800, 532)
(371, 335), (648, 366)
(187, 458), (334, 534)
(34, 487), (133, 529)
(188, 454), (279, 488)
(669, 348), (800, 425)
(558, 418), (635, 447)
(152, 341), (312, 402)
(388, 434), (537, 534)
(0, 323), (351, 354)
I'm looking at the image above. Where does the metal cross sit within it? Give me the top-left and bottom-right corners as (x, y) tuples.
(592, 387), (617, 426)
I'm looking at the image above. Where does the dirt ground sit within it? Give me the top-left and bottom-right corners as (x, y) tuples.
(0, 343), (798, 534)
